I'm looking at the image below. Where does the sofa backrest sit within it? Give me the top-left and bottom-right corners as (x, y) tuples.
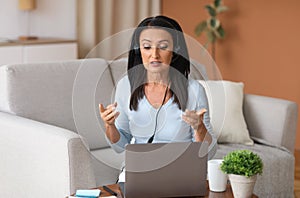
(0, 58), (128, 150)
(0, 57), (207, 150)
(0, 59), (81, 132)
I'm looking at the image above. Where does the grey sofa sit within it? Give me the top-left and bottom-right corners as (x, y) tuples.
(0, 58), (297, 197)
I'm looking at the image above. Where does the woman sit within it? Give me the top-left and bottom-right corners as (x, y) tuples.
(99, 16), (217, 175)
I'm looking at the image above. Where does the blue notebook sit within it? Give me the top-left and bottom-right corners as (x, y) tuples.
(75, 189), (101, 197)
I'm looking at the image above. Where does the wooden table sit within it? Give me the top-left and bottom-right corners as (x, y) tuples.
(98, 184), (123, 198)
(86, 182), (258, 198)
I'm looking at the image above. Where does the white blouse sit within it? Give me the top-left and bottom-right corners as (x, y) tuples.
(106, 75), (217, 160)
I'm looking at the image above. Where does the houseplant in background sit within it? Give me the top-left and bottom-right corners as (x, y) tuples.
(220, 150), (263, 198)
(194, 0), (228, 61)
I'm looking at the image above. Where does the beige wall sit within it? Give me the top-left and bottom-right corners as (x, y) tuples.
(0, 0), (76, 40)
(162, 0), (300, 149)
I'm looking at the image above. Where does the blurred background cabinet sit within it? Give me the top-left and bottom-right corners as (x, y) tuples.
(0, 38), (77, 65)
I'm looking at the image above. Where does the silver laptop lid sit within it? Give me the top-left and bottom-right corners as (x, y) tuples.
(125, 142), (208, 198)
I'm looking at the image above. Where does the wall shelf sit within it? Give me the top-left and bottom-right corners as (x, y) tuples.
(0, 38), (78, 65)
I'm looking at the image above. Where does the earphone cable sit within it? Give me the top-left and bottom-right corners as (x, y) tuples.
(147, 83), (169, 143)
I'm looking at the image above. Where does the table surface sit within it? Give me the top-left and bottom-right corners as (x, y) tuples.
(88, 182), (258, 198)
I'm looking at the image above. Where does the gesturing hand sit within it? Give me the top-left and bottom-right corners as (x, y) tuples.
(182, 108), (207, 131)
(99, 102), (120, 127)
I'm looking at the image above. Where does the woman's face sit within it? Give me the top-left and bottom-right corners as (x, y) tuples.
(139, 28), (174, 74)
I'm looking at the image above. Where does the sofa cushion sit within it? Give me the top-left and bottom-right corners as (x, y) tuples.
(0, 61), (80, 130)
(199, 80), (254, 145)
(189, 59), (208, 80)
(0, 59), (115, 150)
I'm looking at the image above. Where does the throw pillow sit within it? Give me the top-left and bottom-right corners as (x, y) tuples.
(199, 80), (254, 145)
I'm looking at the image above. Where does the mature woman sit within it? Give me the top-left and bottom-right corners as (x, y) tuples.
(99, 16), (217, 176)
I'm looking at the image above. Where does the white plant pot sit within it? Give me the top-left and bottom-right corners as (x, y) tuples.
(228, 174), (257, 198)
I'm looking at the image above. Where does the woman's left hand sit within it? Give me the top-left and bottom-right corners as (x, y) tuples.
(182, 108), (207, 131)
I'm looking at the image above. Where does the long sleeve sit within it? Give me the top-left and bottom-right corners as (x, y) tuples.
(106, 128), (133, 153)
(190, 79), (218, 159)
(105, 76), (133, 153)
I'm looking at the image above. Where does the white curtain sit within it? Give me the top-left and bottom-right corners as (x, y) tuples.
(77, 0), (161, 59)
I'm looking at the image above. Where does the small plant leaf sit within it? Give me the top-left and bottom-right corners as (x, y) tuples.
(217, 25), (225, 38)
(217, 5), (228, 13)
(210, 18), (216, 28)
(205, 5), (217, 17)
(214, 0), (221, 7)
(209, 18), (220, 29)
(195, 21), (207, 36)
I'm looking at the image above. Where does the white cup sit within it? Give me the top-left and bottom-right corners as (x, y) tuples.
(207, 159), (228, 192)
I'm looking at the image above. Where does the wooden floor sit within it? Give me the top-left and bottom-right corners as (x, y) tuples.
(294, 150), (300, 197)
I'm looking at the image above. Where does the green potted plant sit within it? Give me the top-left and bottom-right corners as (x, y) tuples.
(220, 150), (263, 198)
(194, 0), (228, 61)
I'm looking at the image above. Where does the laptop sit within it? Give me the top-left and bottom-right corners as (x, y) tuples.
(123, 141), (208, 198)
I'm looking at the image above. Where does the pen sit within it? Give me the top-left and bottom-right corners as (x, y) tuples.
(103, 185), (118, 196)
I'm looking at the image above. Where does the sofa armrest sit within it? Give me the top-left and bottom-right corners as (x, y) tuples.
(243, 94), (298, 153)
(0, 112), (96, 197)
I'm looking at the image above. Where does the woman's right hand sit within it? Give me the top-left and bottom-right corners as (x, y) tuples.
(99, 102), (120, 127)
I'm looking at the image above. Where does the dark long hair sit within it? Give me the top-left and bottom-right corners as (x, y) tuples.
(128, 15), (190, 111)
